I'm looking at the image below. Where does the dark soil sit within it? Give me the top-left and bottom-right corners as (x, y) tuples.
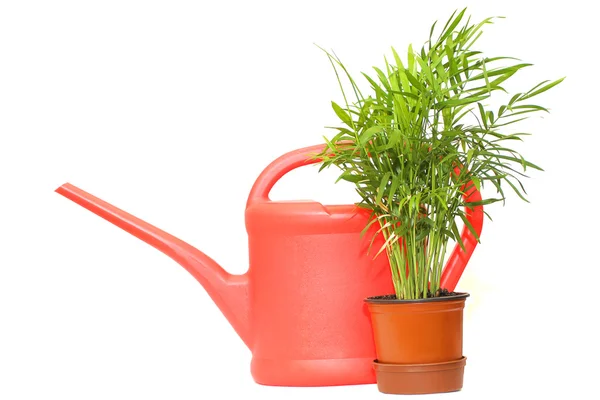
(371, 288), (458, 301)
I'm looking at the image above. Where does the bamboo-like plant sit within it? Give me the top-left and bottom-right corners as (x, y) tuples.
(315, 8), (563, 300)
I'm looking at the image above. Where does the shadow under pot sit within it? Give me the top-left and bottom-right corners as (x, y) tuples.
(365, 292), (469, 395)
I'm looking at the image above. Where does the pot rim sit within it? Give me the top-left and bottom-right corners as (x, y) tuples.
(364, 292), (469, 304)
(373, 356), (467, 372)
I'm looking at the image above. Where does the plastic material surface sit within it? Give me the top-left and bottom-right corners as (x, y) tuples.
(366, 294), (468, 394)
(373, 357), (466, 394)
(55, 144), (482, 387)
(365, 293), (468, 364)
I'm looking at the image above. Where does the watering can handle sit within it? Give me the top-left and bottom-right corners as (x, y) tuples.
(246, 144), (484, 292)
(246, 144), (326, 207)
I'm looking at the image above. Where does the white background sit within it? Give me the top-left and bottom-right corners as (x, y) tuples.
(1, 0), (598, 399)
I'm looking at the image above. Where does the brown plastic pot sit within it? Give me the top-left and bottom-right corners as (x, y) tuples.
(373, 357), (466, 394)
(365, 293), (469, 394)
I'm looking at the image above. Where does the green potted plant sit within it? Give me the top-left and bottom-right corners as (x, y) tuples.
(315, 8), (563, 395)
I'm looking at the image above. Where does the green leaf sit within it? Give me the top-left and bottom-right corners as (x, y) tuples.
(469, 64), (533, 81)
(376, 172), (391, 205)
(508, 93), (522, 105)
(404, 70), (424, 92)
(373, 67), (392, 91)
(458, 212), (480, 242)
(467, 148), (474, 166)
(491, 117), (529, 128)
(361, 72), (388, 99)
(509, 104), (549, 112)
(416, 56), (437, 91)
(435, 94), (489, 109)
(388, 176), (400, 203)
(429, 20), (438, 45)
(391, 46), (405, 70)
(504, 178), (530, 202)
(360, 126), (383, 145)
(407, 44), (415, 74)
(337, 172), (365, 183)
(438, 8), (466, 43)
(451, 220), (466, 252)
(520, 77), (565, 100)
(331, 101), (353, 127)
(478, 102), (488, 129)
(466, 198), (503, 206)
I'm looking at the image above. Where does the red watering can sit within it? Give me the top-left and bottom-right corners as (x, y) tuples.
(56, 144), (483, 386)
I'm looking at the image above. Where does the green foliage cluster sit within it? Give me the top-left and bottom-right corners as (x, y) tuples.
(316, 8), (564, 299)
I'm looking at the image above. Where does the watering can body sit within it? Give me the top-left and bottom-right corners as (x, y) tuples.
(56, 144), (483, 387)
(243, 145), (394, 385)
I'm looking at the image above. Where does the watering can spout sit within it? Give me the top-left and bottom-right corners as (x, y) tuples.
(55, 183), (252, 349)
